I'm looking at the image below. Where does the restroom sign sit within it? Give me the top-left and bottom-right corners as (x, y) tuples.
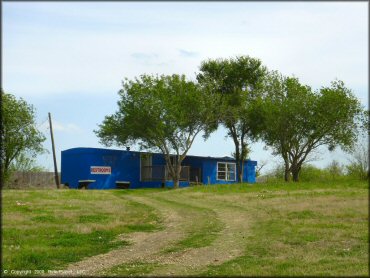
(91, 166), (111, 174)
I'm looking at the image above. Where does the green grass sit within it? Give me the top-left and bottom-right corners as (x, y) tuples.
(99, 261), (161, 276)
(201, 182), (368, 276)
(2, 190), (162, 273)
(155, 196), (223, 253)
(204, 213), (368, 276)
(189, 179), (368, 193)
(2, 180), (368, 276)
(3, 228), (129, 271)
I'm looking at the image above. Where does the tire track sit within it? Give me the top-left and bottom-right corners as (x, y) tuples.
(60, 195), (186, 276)
(144, 194), (253, 275)
(59, 192), (253, 276)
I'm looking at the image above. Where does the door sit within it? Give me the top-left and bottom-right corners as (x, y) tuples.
(140, 153), (152, 181)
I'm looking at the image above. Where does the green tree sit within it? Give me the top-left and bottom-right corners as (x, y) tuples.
(255, 160), (268, 177)
(260, 73), (363, 182)
(95, 74), (216, 188)
(1, 92), (46, 184)
(326, 160), (345, 178)
(197, 56), (267, 182)
(346, 139), (369, 180)
(10, 152), (47, 173)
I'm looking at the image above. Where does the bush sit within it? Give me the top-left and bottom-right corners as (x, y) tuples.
(299, 164), (331, 182)
(326, 160), (345, 178)
(346, 163), (369, 180)
(263, 161), (348, 183)
(346, 141), (369, 180)
(263, 164), (286, 182)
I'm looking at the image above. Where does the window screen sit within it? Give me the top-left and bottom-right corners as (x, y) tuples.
(217, 162), (236, 181)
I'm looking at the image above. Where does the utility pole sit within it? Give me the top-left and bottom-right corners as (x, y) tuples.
(48, 113), (60, 189)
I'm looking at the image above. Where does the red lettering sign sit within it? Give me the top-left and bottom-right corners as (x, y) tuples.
(90, 166), (111, 175)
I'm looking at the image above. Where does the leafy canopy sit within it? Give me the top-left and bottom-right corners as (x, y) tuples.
(95, 74), (216, 187)
(96, 74), (214, 154)
(260, 73), (364, 181)
(1, 92), (46, 183)
(197, 56), (267, 181)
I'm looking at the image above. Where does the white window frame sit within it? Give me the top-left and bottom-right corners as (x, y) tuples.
(217, 162), (236, 181)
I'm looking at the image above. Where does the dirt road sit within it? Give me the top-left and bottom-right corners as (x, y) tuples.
(64, 190), (254, 276)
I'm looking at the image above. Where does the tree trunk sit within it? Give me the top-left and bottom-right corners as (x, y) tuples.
(282, 153), (290, 182)
(291, 165), (300, 182)
(173, 164), (182, 189)
(229, 126), (242, 183)
(237, 162), (243, 183)
(240, 160), (244, 183)
(2, 161), (11, 186)
(284, 168), (290, 182)
(234, 148), (242, 183)
(292, 171), (299, 182)
(173, 178), (179, 189)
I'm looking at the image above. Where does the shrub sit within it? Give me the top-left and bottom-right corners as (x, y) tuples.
(263, 161), (348, 183)
(346, 141), (369, 180)
(326, 160), (345, 179)
(299, 165), (331, 182)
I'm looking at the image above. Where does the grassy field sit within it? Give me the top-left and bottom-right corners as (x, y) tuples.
(2, 180), (368, 276)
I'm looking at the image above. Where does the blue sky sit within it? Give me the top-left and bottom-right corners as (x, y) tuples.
(3, 2), (368, 173)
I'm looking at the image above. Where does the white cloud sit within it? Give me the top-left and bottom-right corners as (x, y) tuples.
(3, 2), (367, 102)
(178, 49), (198, 58)
(38, 120), (83, 134)
(53, 122), (83, 133)
(3, 2), (368, 172)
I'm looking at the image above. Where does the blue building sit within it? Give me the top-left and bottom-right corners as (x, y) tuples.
(61, 147), (257, 189)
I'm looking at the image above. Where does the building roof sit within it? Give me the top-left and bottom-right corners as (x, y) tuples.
(62, 147), (256, 162)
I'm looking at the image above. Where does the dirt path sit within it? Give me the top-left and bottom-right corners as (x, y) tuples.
(61, 192), (253, 276)
(63, 195), (186, 276)
(146, 195), (253, 275)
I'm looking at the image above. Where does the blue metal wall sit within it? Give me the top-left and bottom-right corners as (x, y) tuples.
(61, 147), (257, 189)
(189, 157), (257, 184)
(61, 148), (139, 189)
(245, 160), (257, 183)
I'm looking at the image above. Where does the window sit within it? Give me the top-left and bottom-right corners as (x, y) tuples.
(140, 154), (152, 181)
(217, 162), (236, 181)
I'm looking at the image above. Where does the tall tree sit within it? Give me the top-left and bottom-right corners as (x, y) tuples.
(95, 74), (216, 188)
(260, 73), (364, 182)
(197, 56), (267, 182)
(346, 138), (369, 180)
(1, 92), (46, 184)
